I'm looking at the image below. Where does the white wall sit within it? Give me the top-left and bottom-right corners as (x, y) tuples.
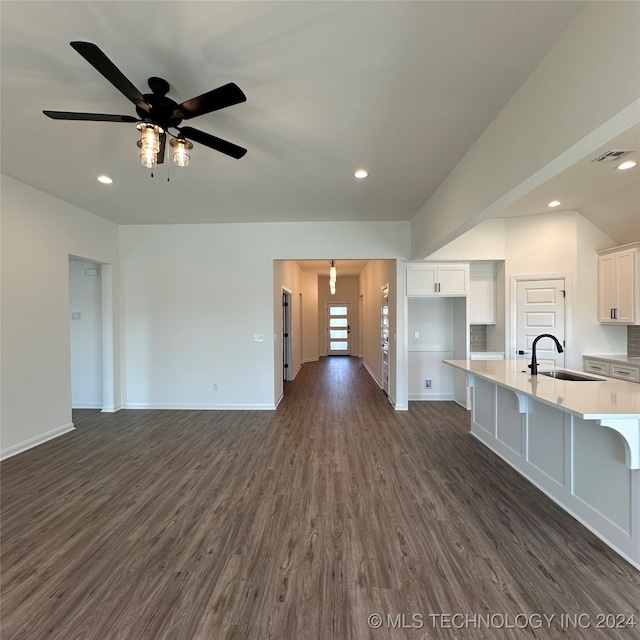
(411, 2), (640, 258)
(359, 259), (399, 404)
(1, 175), (120, 458)
(422, 211), (627, 369)
(504, 211), (626, 368)
(120, 222), (410, 410)
(69, 257), (103, 408)
(300, 271), (318, 363)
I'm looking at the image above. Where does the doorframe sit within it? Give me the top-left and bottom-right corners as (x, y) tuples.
(68, 255), (117, 413)
(282, 288), (293, 381)
(510, 272), (573, 366)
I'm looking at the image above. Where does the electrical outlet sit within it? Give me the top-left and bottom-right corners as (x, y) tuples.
(425, 379), (432, 389)
(414, 331), (420, 339)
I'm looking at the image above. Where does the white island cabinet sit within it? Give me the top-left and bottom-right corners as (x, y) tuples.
(444, 358), (640, 569)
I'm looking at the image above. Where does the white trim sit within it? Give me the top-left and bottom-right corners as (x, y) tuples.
(1, 423), (75, 460)
(274, 393), (284, 409)
(123, 403), (277, 411)
(409, 393), (455, 401)
(101, 404), (122, 413)
(302, 357), (319, 364)
(290, 364), (302, 380)
(362, 359), (382, 388)
(72, 403), (103, 409)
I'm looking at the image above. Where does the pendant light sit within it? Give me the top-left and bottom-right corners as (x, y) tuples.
(170, 136), (193, 167)
(329, 260), (337, 295)
(136, 122), (163, 167)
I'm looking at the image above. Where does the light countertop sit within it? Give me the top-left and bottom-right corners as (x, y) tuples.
(583, 354), (640, 365)
(444, 359), (640, 420)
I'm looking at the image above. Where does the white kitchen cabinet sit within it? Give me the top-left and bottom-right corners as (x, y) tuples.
(468, 263), (496, 324)
(583, 355), (640, 384)
(406, 263), (469, 296)
(597, 243), (640, 324)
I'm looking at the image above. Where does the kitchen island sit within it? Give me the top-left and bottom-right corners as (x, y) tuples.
(444, 359), (640, 569)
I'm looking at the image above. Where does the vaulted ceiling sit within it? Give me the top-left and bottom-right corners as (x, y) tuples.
(2, 1), (636, 243)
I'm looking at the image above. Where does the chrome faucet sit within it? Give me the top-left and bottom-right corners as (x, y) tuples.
(529, 333), (564, 375)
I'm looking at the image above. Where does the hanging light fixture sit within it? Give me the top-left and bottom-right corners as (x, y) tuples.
(329, 260), (337, 295)
(170, 136), (193, 167)
(136, 122), (163, 168)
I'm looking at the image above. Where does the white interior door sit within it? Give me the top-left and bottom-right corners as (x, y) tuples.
(381, 285), (389, 395)
(327, 303), (351, 355)
(516, 279), (565, 368)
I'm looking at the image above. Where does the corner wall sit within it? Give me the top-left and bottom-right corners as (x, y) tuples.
(1, 175), (120, 458)
(411, 2), (640, 258)
(120, 222), (409, 410)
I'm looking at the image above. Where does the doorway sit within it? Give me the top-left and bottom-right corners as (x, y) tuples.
(326, 303), (351, 355)
(515, 277), (567, 368)
(69, 257), (103, 409)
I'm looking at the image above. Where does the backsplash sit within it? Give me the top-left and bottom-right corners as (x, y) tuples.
(470, 325), (487, 352)
(628, 325), (640, 357)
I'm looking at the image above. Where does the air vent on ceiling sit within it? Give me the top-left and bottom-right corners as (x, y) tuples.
(591, 150), (633, 163)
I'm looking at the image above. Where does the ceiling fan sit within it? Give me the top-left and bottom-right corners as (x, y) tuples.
(43, 41), (247, 167)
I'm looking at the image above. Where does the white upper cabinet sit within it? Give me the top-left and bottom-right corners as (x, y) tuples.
(598, 243), (640, 324)
(406, 263), (469, 296)
(468, 263), (497, 324)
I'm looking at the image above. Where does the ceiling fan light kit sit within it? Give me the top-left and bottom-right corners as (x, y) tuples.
(44, 41), (247, 174)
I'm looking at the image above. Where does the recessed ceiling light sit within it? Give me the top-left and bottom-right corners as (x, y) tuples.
(547, 200), (562, 208)
(616, 160), (637, 171)
(353, 169), (368, 179)
(97, 175), (113, 184)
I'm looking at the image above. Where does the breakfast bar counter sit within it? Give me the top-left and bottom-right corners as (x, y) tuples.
(444, 359), (640, 569)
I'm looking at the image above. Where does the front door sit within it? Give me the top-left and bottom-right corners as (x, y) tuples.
(516, 278), (566, 368)
(327, 303), (350, 355)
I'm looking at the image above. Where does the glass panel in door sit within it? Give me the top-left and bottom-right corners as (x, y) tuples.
(327, 303), (350, 355)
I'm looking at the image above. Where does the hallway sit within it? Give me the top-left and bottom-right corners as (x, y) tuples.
(1, 357), (638, 639)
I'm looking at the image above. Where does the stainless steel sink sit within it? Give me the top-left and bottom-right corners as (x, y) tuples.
(539, 370), (603, 382)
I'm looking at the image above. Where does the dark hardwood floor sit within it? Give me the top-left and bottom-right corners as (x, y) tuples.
(1, 357), (638, 639)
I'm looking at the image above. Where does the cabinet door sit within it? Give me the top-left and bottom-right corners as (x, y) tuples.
(437, 266), (468, 295)
(615, 250), (635, 323)
(598, 254), (618, 322)
(469, 273), (496, 324)
(406, 267), (437, 295)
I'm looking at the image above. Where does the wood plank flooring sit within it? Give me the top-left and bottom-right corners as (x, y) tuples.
(1, 356), (639, 639)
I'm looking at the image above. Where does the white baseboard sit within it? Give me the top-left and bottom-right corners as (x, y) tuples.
(274, 393), (284, 409)
(72, 403), (102, 409)
(101, 404), (122, 413)
(408, 393), (454, 401)
(1, 423), (75, 461)
(290, 364), (302, 380)
(123, 403), (277, 411)
(362, 360), (382, 388)
(302, 357), (319, 364)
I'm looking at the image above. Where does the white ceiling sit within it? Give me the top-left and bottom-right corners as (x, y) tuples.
(497, 124), (640, 244)
(1, 0), (592, 230)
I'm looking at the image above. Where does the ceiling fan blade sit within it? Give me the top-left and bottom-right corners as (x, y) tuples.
(70, 41), (149, 112)
(174, 83), (246, 120)
(43, 110), (140, 123)
(178, 126), (247, 159)
(157, 132), (166, 165)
